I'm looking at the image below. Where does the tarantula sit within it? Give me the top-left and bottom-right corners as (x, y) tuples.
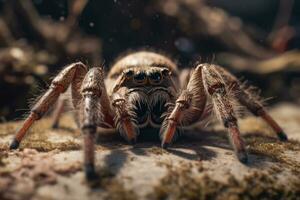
(10, 51), (287, 181)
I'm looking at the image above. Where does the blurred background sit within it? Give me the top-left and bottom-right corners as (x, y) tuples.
(0, 0), (299, 121)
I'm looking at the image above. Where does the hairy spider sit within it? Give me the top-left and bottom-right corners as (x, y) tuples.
(10, 51), (287, 181)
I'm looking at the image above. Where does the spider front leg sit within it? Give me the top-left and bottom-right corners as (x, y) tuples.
(161, 65), (248, 163)
(160, 65), (207, 148)
(79, 67), (114, 181)
(215, 66), (288, 141)
(202, 65), (248, 163)
(10, 62), (87, 149)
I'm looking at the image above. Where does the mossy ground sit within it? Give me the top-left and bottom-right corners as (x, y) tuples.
(151, 138), (300, 200)
(0, 104), (300, 200)
(151, 165), (300, 200)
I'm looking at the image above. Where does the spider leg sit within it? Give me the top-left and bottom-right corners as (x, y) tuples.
(202, 64), (248, 163)
(79, 67), (114, 181)
(51, 97), (67, 129)
(111, 87), (139, 144)
(160, 66), (207, 148)
(215, 66), (288, 141)
(10, 62), (87, 149)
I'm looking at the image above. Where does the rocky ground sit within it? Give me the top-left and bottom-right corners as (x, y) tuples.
(0, 103), (300, 200)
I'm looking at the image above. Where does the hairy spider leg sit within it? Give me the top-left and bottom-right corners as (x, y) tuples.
(215, 66), (288, 141)
(10, 62), (87, 149)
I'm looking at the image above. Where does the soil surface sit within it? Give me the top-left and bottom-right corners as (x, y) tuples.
(0, 103), (300, 200)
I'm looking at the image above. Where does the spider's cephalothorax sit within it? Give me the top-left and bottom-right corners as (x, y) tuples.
(10, 51), (288, 181)
(107, 52), (179, 131)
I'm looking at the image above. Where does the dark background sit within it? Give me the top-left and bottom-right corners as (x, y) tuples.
(33, 0), (300, 59)
(0, 0), (299, 121)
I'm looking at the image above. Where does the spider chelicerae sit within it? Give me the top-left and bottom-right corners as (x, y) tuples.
(10, 51), (287, 181)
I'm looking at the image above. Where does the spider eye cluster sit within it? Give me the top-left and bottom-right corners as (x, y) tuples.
(161, 68), (170, 76)
(124, 69), (134, 78)
(125, 68), (171, 85)
(149, 71), (162, 83)
(134, 71), (147, 83)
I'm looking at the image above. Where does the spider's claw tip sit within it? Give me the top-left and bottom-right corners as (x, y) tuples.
(128, 138), (137, 145)
(85, 164), (99, 182)
(51, 123), (59, 129)
(277, 131), (288, 141)
(237, 151), (248, 164)
(161, 142), (170, 149)
(9, 139), (19, 150)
